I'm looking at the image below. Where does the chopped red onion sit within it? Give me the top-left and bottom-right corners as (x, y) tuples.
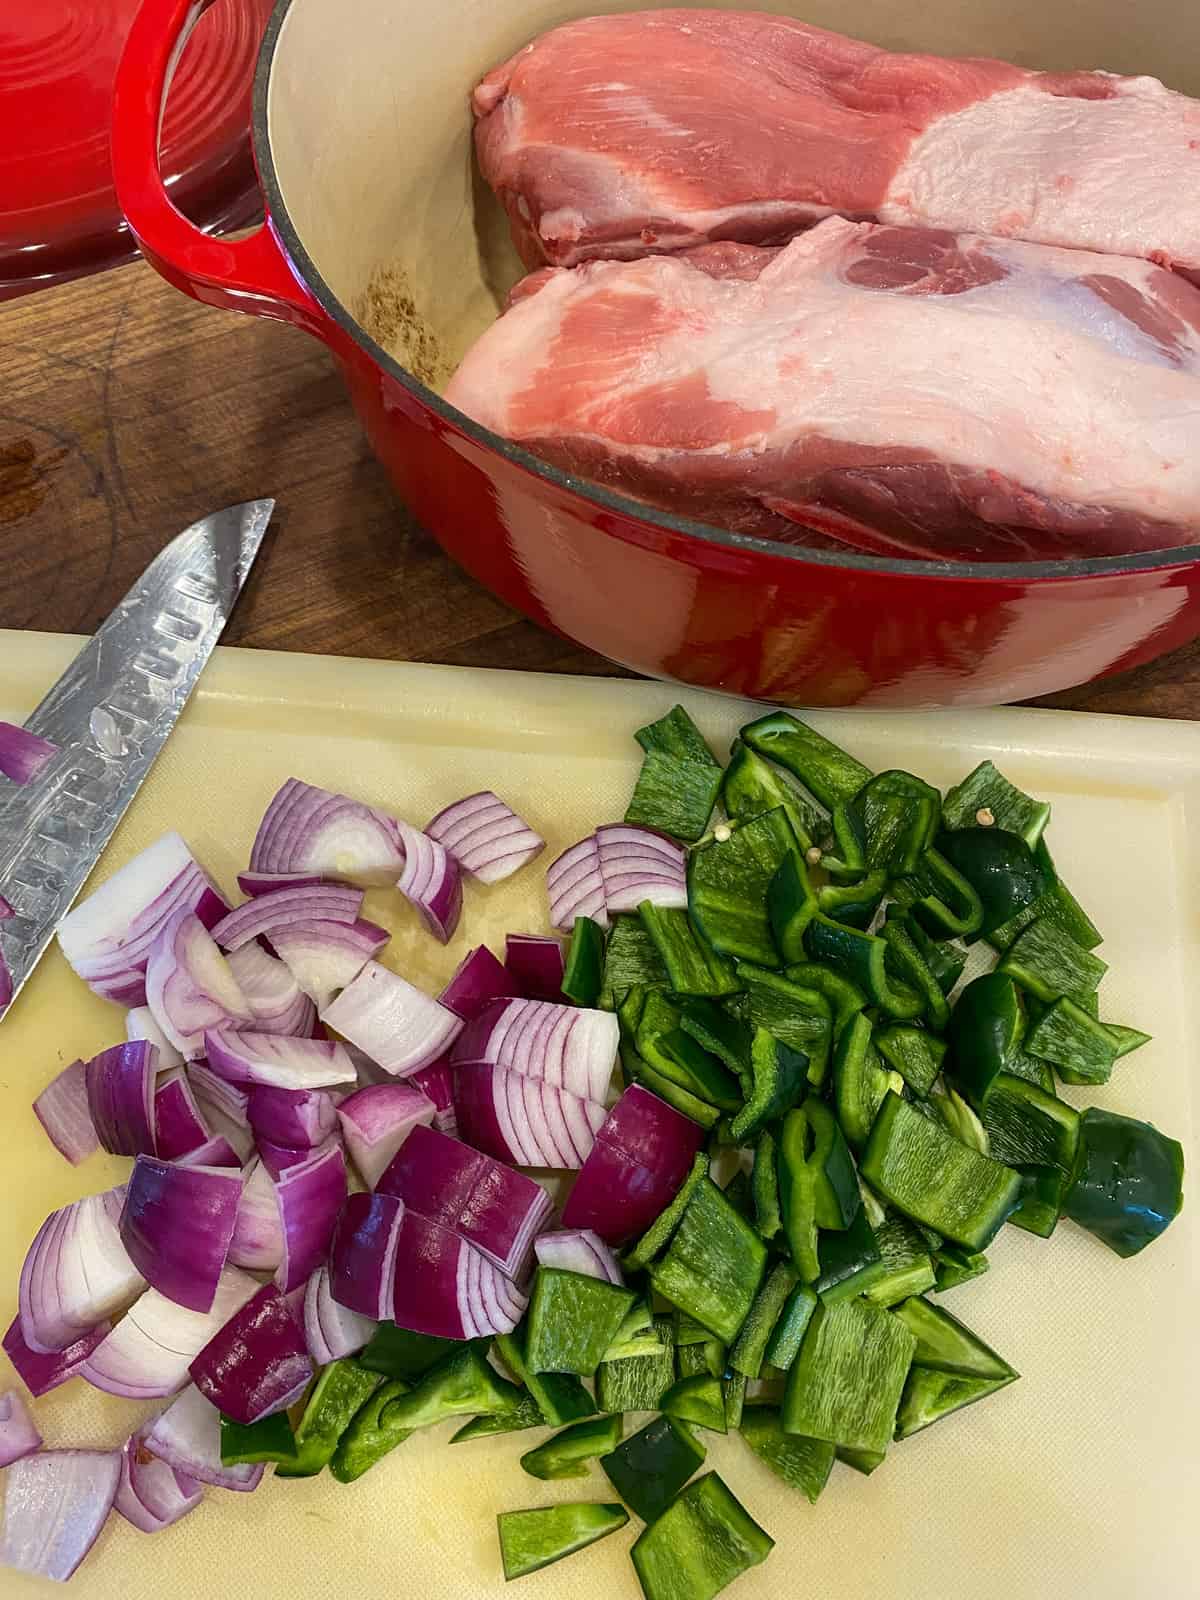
(33, 1058), (98, 1166)
(189, 1061), (250, 1126)
(210, 884), (364, 952)
(204, 1028), (357, 1090)
(546, 835), (608, 931)
(236, 870), (333, 897)
(561, 1084), (707, 1243)
(176, 1132), (243, 1169)
(125, 1005), (184, 1070)
(146, 910), (253, 1059)
(80, 1267), (259, 1399)
(409, 1058), (457, 1136)
(115, 1436), (203, 1534)
(329, 1192), (405, 1320)
(0, 1389), (42, 1466)
(141, 1385), (263, 1491)
(505, 934), (566, 1001)
(3, 1315), (110, 1397)
(0, 1449), (121, 1582)
(391, 1212), (527, 1340)
(120, 1157), (242, 1313)
(439, 945), (515, 1021)
(228, 1159), (284, 1271)
(0, 721), (58, 785)
(395, 820), (462, 943)
(378, 1123), (552, 1280)
(247, 1083), (338, 1147)
(153, 1069), (211, 1160)
(596, 823), (688, 911)
(534, 1228), (625, 1285)
(189, 1285), (312, 1424)
(454, 1063), (607, 1170)
(303, 1264), (376, 1364)
(226, 942), (317, 1037)
(250, 779), (406, 887)
(85, 1041), (157, 1156)
(336, 1082), (436, 1189)
(19, 1187), (145, 1354)
(425, 791), (544, 885)
(453, 997), (618, 1103)
(256, 1138), (329, 1181)
(321, 961), (463, 1078)
(274, 1141), (346, 1292)
(268, 917), (390, 1009)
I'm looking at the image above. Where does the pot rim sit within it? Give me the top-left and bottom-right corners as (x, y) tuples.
(250, 0), (1200, 584)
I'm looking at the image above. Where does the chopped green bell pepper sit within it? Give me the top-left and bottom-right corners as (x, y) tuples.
(603, 1298), (657, 1362)
(689, 808), (798, 967)
(637, 993), (743, 1112)
(1064, 1107), (1185, 1257)
(782, 1298), (916, 1456)
(451, 1393), (546, 1442)
(862, 1215), (937, 1308)
(880, 917), (951, 1030)
(631, 1472), (774, 1600)
(1026, 996), (1118, 1085)
(895, 1366), (1015, 1440)
(734, 964), (831, 1086)
(722, 739), (824, 851)
(276, 1358), (380, 1477)
(378, 1344), (522, 1433)
(1008, 1166), (1069, 1239)
(928, 1087), (990, 1155)
(931, 1243), (989, 1293)
(330, 1378), (413, 1483)
(997, 916), (1107, 1007)
(783, 961), (867, 1039)
(720, 1167), (754, 1219)
(739, 1406), (835, 1504)
(980, 1072), (1079, 1174)
(603, 916), (671, 1002)
(496, 1330), (597, 1428)
(626, 705), (723, 843)
(891, 1297), (1017, 1381)
(678, 999), (752, 1080)
(498, 1502), (629, 1581)
(602, 1414), (706, 1522)
(890, 847), (984, 940)
(628, 1055), (723, 1130)
(935, 825), (1050, 942)
(814, 1202), (887, 1305)
(837, 1446), (886, 1476)
(597, 1319), (677, 1413)
(526, 1268), (637, 1377)
(675, 1340), (726, 1382)
(521, 1414), (623, 1480)
(766, 850), (820, 964)
(729, 1027), (808, 1142)
(562, 916), (605, 1007)
(730, 1262), (799, 1380)
(752, 1129), (783, 1241)
(803, 916), (923, 1021)
(740, 711), (871, 811)
(894, 913), (967, 996)
(1030, 837), (1104, 949)
(722, 1371), (747, 1431)
(778, 1101), (860, 1282)
(848, 769), (941, 877)
(833, 1013), (903, 1150)
(649, 1178), (768, 1344)
(625, 1152), (709, 1272)
(762, 1283), (818, 1373)
(945, 973), (1025, 1108)
(1107, 1022), (1152, 1059)
(942, 761), (1051, 848)
(219, 1411), (297, 1466)
(661, 1373), (727, 1433)
(358, 1323), (455, 1380)
(876, 1025), (946, 1098)
(639, 904), (741, 998)
(816, 868), (889, 931)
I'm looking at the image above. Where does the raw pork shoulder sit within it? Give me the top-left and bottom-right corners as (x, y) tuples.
(444, 218), (1200, 561)
(475, 9), (1200, 279)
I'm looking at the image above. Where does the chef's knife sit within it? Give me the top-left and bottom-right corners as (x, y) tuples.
(0, 499), (274, 1019)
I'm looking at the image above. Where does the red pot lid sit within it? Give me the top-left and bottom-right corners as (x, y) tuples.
(0, 0), (272, 300)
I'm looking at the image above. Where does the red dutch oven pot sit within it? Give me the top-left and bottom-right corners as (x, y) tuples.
(112, 0), (1200, 708)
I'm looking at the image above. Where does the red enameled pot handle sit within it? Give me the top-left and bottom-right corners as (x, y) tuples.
(112, 0), (327, 334)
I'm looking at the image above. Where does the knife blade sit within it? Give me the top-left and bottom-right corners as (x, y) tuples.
(0, 499), (274, 1018)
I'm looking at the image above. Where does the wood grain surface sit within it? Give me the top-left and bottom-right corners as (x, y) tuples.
(3, 257), (1199, 716)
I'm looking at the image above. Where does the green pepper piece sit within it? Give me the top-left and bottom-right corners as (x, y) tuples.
(632, 1472), (774, 1600)
(636, 993), (743, 1112)
(729, 1262), (799, 1380)
(862, 1215), (937, 1309)
(379, 1343), (523, 1433)
(837, 1445), (886, 1476)
(891, 847), (984, 940)
(627, 1056), (723, 1130)
(673, 1310), (712, 1347)
(893, 914), (967, 997)
(496, 1330), (598, 1428)
(783, 961), (867, 1039)
(876, 1025), (946, 1098)
(782, 1298), (916, 1456)
(735, 964), (832, 1085)
(945, 973), (1025, 1108)
(722, 739), (824, 851)
(638, 904), (741, 998)
(739, 1406), (835, 1504)
(625, 705), (723, 844)
(675, 1340), (726, 1382)
(1031, 837), (1104, 950)
(650, 1178), (768, 1345)
(498, 1502), (629, 1581)
(814, 1202), (887, 1306)
(329, 1377), (413, 1483)
(862, 1093), (1023, 1250)
(997, 916), (1108, 1007)
(597, 1320), (677, 1412)
(219, 1411), (297, 1466)
(526, 1268), (637, 1377)
(678, 999), (752, 1080)
(720, 1167), (755, 1222)
(849, 770), (941, 876)
(803, 917), (923, 1021)
(980, 1072), (1079, 1174)
(562, 916), (605, 1007)
(816, 869), (889, 931)
(931, 1244), (989, 1293)
(601, 1414), (707, 1523)
(880, 917), (951, 1030)
(762, 1284), (818, 1373)
(1107, 1022), (1152, 1059)
(740, 711), (871, 811)
(1026, 996), (1119, 1085)
(636, 704), (719, 765)
(1007, 1165), (1069, 1238)
(927, 1087), (990, 1155)
(1063, 1107), (1185, 1258)
(891, 1297), (1017, 1381)
(934, 826), (1050, 943)
(942, 761), (1051, 849)
(722, 1371), (747, 1431)
(451, 1392), (546, 1442)
(833, 1014), (903, 1151)
(604, 916), (671, 1002)
(766, 850), (820, 964)
(752, 1129), (783, 1241)
(602, 1298), (657, 1362)
(276, 1359), (381, 1477)
(896, 1367), (1016, 1441)
(777, 1102), (860, 1281)
(520, 1414), (623, 1480)
(358, 1323), (456, 1380)
(729, 1027), (808, 1142)
(661, 1373), (727, 1433)
(688, 809), (798, 967)
(624, 1152), (709, 1273)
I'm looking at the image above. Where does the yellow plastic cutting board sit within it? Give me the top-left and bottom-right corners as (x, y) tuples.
(1, 631), (1197, 1599)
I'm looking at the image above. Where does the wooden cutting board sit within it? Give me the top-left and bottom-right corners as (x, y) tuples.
(1, 632), (1197, 1599)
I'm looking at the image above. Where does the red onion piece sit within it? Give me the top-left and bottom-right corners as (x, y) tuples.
(454, 1063), (607, 1170)
(336, 1082), (436, 1189)
(153, 1069), (211, 1160)
(274, 1141), (346, 1292)
(378, 1123), (552, 1280)
(146, 910), (253, 1059)
(189, 1061), (250, 1128)
(85, 1041), (157, 1157)
(19, 1186), (145, 1354)
(189, 1285), (313, 1424)
(203, 1028), (357, 1090)
(33, 1058), (98, 1166)
(247, 1084), (338, 1148)
(268, 917), (390, 1009)
(391, 1212), (527, 1340)
(250, 778), (407, 887)
(303, 1264), (377, 1363)
(452, 997), (618, 1102)
(210, 884), (364, 952)
(439, 945), (515, 1021)
(0, 1449), (122, 1582)
(546, 835), (608, 931)
(534, 1228), (625, 1285)
(425, 791), (544, 885)
(141, 1385), (263, 1492)
(393, 821), (461, 944)
(3, 1316), (110, 1397)
(228, 1158), (285, 1271)
(226, 943), (316, 1037)
(256, 1138), (327, 1181)
(321, 961), (463, 1078)
(596, 823), (688, 911)
(408, 1058), (457, 1136)
(120, 1157), (242, 1313)
(115, 1436), (203, 1534)
(505, 934), (566, 1001)
(329, 1192), (405, 1320)
(0, 1389), (42, 1466)
(561, 1084), (707, 1243)
(0, 721), (58, 785)
(125, 1005), (184, 1070)
(176, 1132), (243, 1169)
(80, 1267), (259, 1399)
(237, 870), (334, 896)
